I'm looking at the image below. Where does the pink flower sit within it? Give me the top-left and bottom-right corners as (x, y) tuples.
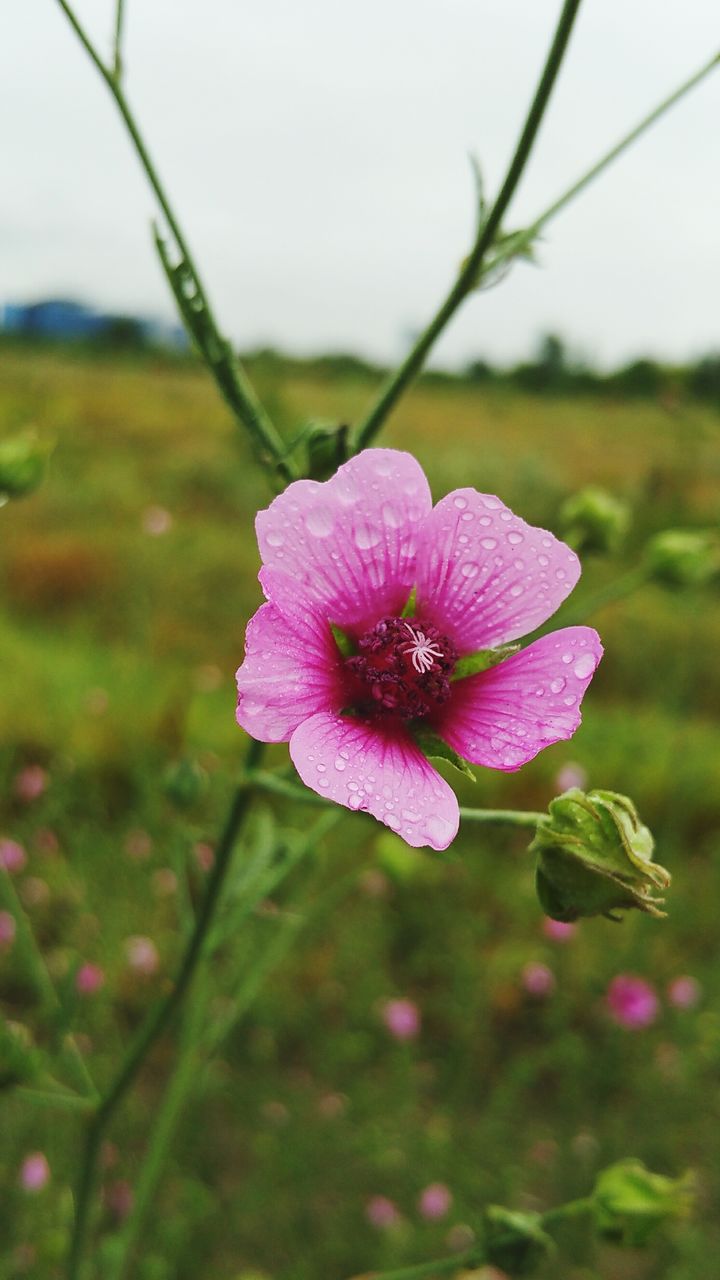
(366, 1195), (400, 1229)
(19, 1152), (50, 1193)
(124, 935), (159, 976)
(75, 963), (105, 995)
(0, 910), (16, 950)
(667, 975), (701, 1010)
(142, 505), (172, 536)
(607, 974), (659, 1029)
(0, 839), (27, 873)
(382, 997), (421, 1041)
(521, 961), (556, 997)
(13, 765), (48, 803)
(542, 917), (577, 942)
(419, 1182), (452, 1221)
(554, 761), (588, 793)
(236, 450), (602, 850)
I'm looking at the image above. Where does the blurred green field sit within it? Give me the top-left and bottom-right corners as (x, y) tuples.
(1, 344), (719, 1279)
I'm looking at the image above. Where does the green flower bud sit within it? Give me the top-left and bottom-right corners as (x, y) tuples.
(644, 529), (720, 588)
(481, 1205), (554, 1275)
(163, 758), (208, 810)
(0, 431), (53, 503)
(531, 789), (670, 922)
(593, 1159), (694, 1246)
(306, 422), (350, 481)
(559, 486), (630, 554)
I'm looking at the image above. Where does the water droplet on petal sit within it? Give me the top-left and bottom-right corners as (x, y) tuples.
(381, 502), (402, 528)
(425, 815), (454, 846)
(348, 793), (363, 810)
(509, 583), (523, 597)
(562, 652), (574, 665)
(305, 507), (335, 537)
(563, 694), (578, 706)
(480, 537), (497, 550)
(266, 531), (284, 548)
(461, 562), (479, 579)
(507, 531), (523, 545)
(573, 653), (596, 679)
(354, 525), (382, 550)
(385, 812), (401, 831)
(453, 496), (468, 510)
(334, 756), (346, 772)
(550, 677), (566, 694)
(538, 554), (549, 567)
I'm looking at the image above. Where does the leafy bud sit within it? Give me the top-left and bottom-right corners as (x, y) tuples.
(0, 432), (53, 504)
(531, 789), (670, 922)
(593, 1159), (694, 1246)
(644, 529), (720, 587)
(481, 1205), (554, 1275)
(163, 758), (208, 810)
(559, 486), (630, 554)
(306, 423), (350, 481)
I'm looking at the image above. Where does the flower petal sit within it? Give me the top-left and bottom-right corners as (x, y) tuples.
(236, 602), (343, 741)
(256, 449), (432, 631)
(415, 489), (580, 650)
(289, 711), (459, 850)
(433, 627), (603, 770)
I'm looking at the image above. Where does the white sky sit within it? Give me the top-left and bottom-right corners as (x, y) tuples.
(2, 1), (719, 368)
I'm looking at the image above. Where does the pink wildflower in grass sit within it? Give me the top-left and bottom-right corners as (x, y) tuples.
(382, 997), (421, 1041)
(522, 961), (556, 998)
(0, 838), (27, 873)
(542, 917), (577, 942)
(419, 1182), (453, 1221)
(607, 974), (659, 1029)
(366, 1195), (401, 1229)
(236, 450), (602, 850)
(124, 935), (160, 976)
(554, 761), (588, 793)
(19, 1152), (50, 1193)
(75, 962), (105, 996)
(667, 975), (701, 1010)
(14, 765), (48, 803)
(0, 910), (16, 950)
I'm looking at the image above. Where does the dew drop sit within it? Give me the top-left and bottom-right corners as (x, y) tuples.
(317, 763), (326, 773)
(507, 531), (524, 545)
(334, 756), (347, 772)
(354, 525), (382, 550)
(561, 652), (574, 665)
(478, 515), (492, 527)
(481, 496), (502, 509)
(381, 502), (402, 528)
(563, 694), (578, 706)
(555, 568), (566, 580)
(375, 458), (393, 476)
(461, 511), (474, 523)
(458, 534), (469, 545)
(550, 677), (566, 694)
(266, 531), (284, 548)
(509, 583), (523, 597)
(385, 812), (401, 831)
(480, 537), (497, 550)
(573, 653), (596, 679)
(305, 507), (335, 537)
(348, 793), (363, 810)
(318, 778), (329, 789)
(461, 561), (479, 579)
(425, 815), (454, 846)
(453, 496), (468, 510)
(402, 809), (421, 823)
(538, 554), (549, 567)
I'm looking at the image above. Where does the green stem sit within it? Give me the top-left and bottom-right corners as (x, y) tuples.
(53, 0), (294, 484)
(13, 1085), (96, 1114)
(483, 50), (720, 277)
(353, 0), (584, 450)
(112, 0), (125, 79)
(66, 739), (264, 1280)
(0, 868), (96, 1099)
(459, 807), (546, 828)
(249, 769), (331, 807)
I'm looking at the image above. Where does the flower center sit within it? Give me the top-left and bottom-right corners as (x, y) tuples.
(345, 616), (457, 721)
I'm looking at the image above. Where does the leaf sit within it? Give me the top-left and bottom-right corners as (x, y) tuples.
(400, 585), (417, 618)
(413, 731), (476, 782)
(452, 643), (520, 680)
(330, 623), (356, 658)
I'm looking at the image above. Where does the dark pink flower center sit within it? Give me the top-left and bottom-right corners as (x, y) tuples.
(345, 616), (457, 721)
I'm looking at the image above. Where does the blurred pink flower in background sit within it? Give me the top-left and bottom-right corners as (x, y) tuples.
(0, 910), (16, 950)
(75, 963), (105, 996)
(19, 1153), (50, 1193)
(553, 761), (588, 793)
(103, 1179), (134, 1223)
(13, 765), (48, 803)
(606, 974), (659, 1029)
(0, 838), (26, 873)
(152, 867), (178, 897)
(142, 505), (172, 536)
(382, 998), (421, 1041)
(522, 961), (556, 998)
(667, 975), (701, 1010)
(124, 936), (159, 976)
(236, 449), (602, 850)
(365, 1195), (400, 1229)
(542, 917), (577, 942)
(418, 1182), (452, 1221)
(194, 841), (215, 872)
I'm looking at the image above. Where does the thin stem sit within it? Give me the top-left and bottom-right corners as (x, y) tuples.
(459, 807), (545, 828)
(13, 1085), (96, 1114)
(249, 769), (331, 807)
(112, 0), (125, 80)
(483, 50), (720, 276)
(353, 0), (583, 450)
(53, 0), (294, 484)
(66, 739), (264, 1280)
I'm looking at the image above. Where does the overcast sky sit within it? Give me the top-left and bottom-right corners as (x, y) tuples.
(2, 1), (719, 368)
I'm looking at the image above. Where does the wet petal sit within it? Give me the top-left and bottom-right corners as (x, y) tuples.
(433, 627), (603, 770)
(256, 449), (431, 632)
(415, 489), (580, 650)
(289, 712), (459, 850)
(236, 602), (344, 741)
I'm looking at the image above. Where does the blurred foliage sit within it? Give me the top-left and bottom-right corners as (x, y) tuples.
(0, 345), (719, 1278)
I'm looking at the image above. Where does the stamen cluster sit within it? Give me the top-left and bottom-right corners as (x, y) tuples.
(345, 616), (457, 721)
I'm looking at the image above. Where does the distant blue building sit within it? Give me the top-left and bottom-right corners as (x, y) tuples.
(1, 298), (187, 349)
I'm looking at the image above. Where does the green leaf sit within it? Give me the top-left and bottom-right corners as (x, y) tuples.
(593, 1159), (695, 1246)
(413, 731), (476, 782)
(452, 643), (520, 680)
(400, 585), (417, 618)
(330, 623), (356, 658)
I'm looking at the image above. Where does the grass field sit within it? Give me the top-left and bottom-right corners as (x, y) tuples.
(1, 344), (719, 1279)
